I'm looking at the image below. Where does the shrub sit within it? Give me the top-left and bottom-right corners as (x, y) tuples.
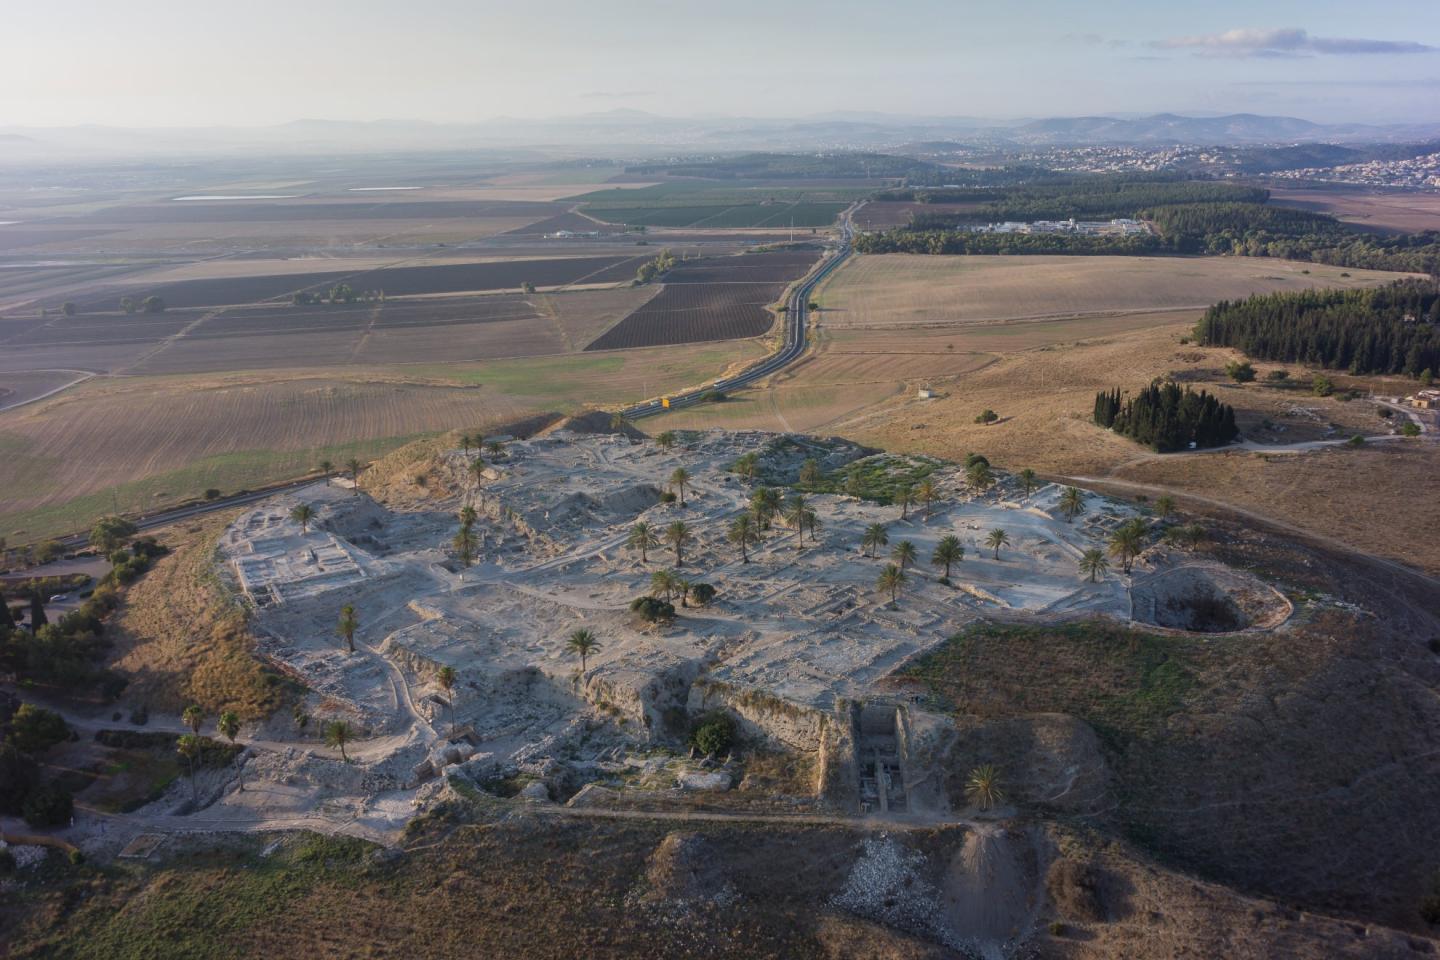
(1402, 421), (1422, 438)
(688, 583), (717, 606)
(1312, 374), (1334, 397)
(659, 491), (677, 504)
(630, 596), (676, 623)
(22, 784), (73, 827)
(700, 390), (727, 403)
(1225, 359), (1256, 383)
(964, 453), (989, 468)
(690, 711), (736, 756)
(0, 742), (40, 814)
(204, 488), (222, 500)
(1265, 369), (1290, 382)
(974, 409), (999, 425)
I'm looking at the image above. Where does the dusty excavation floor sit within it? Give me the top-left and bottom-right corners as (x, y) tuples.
(198, 427), (1285, 838)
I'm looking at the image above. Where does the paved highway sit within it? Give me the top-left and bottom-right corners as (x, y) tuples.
(621, 209), (855, 420)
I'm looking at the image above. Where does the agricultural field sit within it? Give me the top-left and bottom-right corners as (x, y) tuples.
(814, 254), (1413, 327)
(0, 339), (765, 541)
(585, 249), (818, 350)
(72, 253), (650, 311)
(566, 180), (856, 229)
(1266, 187), (1440, 234)
(851, 200), (985, 230)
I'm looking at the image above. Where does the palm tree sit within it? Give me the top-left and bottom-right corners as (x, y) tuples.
(470, 456), (487, 485)
(966, 461), (994, 492)
(668, 467), (691, 506)
(965, 764), (1004, 811)
(485, 440), (505, 459)
(460, 433), (473, 457)
(650, 569), (677, 601)
(218, 710), (242, 791)
(802, 508), (821, 544)
(1079, 549), (1109, 582)
(1018, 468), (1038, 497)
(346, 457), (362, 494)
(177, 734), (203, 805)
(337, 604), (359, 653)
(1108, 519), (1146, 574)
(727, 514), (756, 563)
(1058, 487), (1085, 523)
(861, 523), (889, 559)
(459, 505), (477, 528)
(877, 563), (907, 606)
(733, 452), (759, 484)
(628, 521), (659, 563)
(932, 535), (964, 580)
(567, 628), (600, 676)
(676, 578), (691, 608)
(784, 494), (809, 549)
(452, 524), (477, 567)
(916, 478), (938, 521)
(985, 528), (1009, 560)
(183, 704), (204, 736)
(750, 487), (780, 530)
(665, 521), (690, 566)
(656, 431), (677, 452)
(891, 540), (917, 572)
(320, 459), (334, 475)
(1155, 495), (1176, 520)
(290, 503), (316, 534)
(324, 719), (353, 763)
(897, 484), (913, 520)
(437, 666), (457, 735)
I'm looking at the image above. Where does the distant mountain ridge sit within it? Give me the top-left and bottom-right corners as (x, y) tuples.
(2, 111), (1439, 158)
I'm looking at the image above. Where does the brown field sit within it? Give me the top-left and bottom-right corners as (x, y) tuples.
(836, 321), (1440, 575)
(815, 254), (1412, 327)
(1268, 187), (1440, 234)
(0, 339), (765, 541)
(0, 369), (92, 409)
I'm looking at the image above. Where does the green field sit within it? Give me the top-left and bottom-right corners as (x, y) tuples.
(584, 201), (846, 228)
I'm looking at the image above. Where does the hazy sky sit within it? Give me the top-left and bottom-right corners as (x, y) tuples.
(4, 0), (1439, 126)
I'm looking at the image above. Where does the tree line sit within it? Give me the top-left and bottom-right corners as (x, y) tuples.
(1094, 383), (1238, 452)
(1194, 281), (1440, 377)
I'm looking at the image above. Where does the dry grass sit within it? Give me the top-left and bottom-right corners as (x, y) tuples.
(1268, 187), (1440, 234)
(109, 513), (285, 721)
(815, 254), (1410, 328)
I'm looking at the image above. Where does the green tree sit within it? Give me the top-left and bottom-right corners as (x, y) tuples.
(750, 487), (781, 530)
(877, 563), (907, 605)
(177, 734), (203, 805)
(931, 535), (964, 580)
(1058, 487), (1085, 523)
(460, 434), (473, 457)
(1154, 495), (1176, 519)
(896, 483), (913, 520)
(664, 521), (690, 566)
(1402, 420), (1422, 438)
(728, 514), (756, 563)
(452, 524), (477, 567)
(346, 457), (363, 494)
(985, 528), (1010, 560)
(890, 540), (917, 572)
(1108, 519), (1147, 574)
(218, 710), (243, 791)
(799, 457), (821, 484)
(628, 521), (659, 563)
(650, 569), (678, 601)
(966, 461), (994, 492)
(320, 459), (334, 474)
(784, 494), (809, 549)
(733, 452), (759, 484)
(1018, 468), (1038, 497)
(916, 478), (938, 520)
(290, 503), (316, 534)
(459, 505), (478, 528)
(324, 720), (353, 762)
(669, 467), (692, 506)
(965, 764), (1004, 811)
(437, 666), (457, 735)
(656, 431), (677, 452)
(338, 604), (359, 654)
(567, 628), (600, 676)
(802, 507), (821, 544)
(6, 704), (69, 754)
(1225, 359), (1256, 383)
(90, 515), (138, 553)
(1079, 549), (1109, 582)
(486, 440), (505, 458)
(183, 704), (204, 736)
(861, 523), (889, 559)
